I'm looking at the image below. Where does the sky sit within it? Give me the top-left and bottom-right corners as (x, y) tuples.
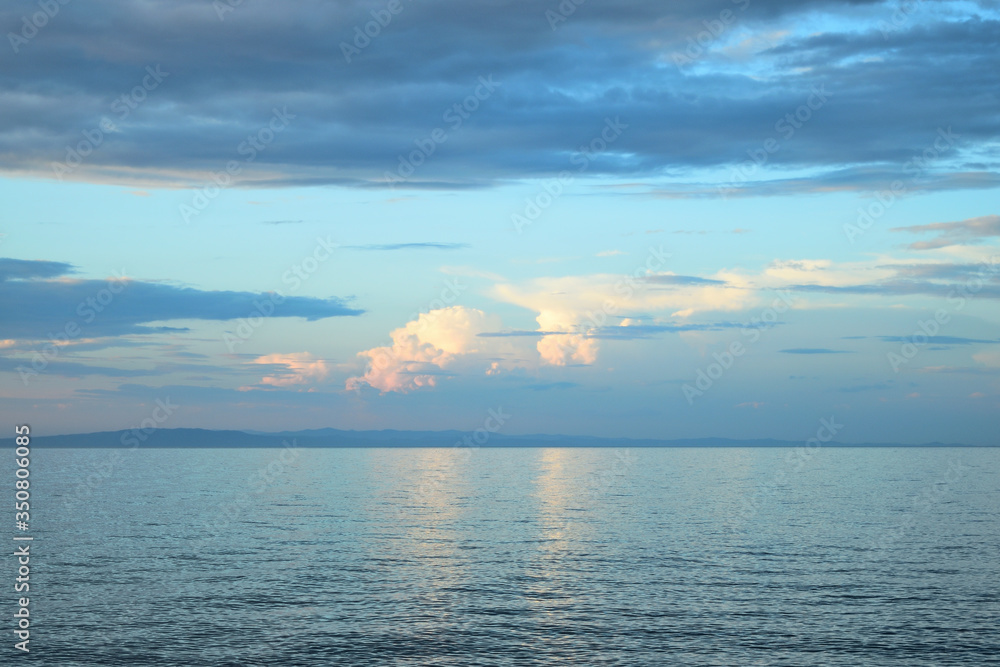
(1, 0), (998, 444)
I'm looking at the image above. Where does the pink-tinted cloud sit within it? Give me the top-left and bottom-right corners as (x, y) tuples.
(252, 352), (330, 388)
(347, 306), (500, 393)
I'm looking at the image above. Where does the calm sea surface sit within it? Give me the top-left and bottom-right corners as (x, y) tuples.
(8, 447), (1000, 666)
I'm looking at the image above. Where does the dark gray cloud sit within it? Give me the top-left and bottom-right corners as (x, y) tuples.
(0, 258), (75, 281)
(0, 257), (363, 339)
(1, 0), (996, 192)
(890, 215), (1000, 249)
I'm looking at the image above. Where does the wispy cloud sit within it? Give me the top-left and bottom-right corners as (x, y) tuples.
(478, 322), (745, 340)
(343, 243), (470, 251)
(245, 352), (332, 389)
(646, 275), (727, 286)
(891, 215), (1000, 250)
(876, 336), (1000, 346)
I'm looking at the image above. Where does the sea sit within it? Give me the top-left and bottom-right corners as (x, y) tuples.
(7, 446), (999, 666)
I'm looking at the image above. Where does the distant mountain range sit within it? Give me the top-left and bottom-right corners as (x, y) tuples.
(1, 427), (977, 448)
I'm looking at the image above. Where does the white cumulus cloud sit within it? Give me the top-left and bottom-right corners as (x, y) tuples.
(346, 306), (501, 393)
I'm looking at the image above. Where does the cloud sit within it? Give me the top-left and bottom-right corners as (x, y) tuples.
(480, 254), (997, 368)
(0, 356), (154, 378)
(877, 336), (1000, 345)
(346, 306), (501, 393)
(247, 352), (331, 388)
(1, 1), (997, 193)
(891, 215), (1000, 250)
(0, 351), (249, 380)
(764, 258), (894, 287)
(668, 228), (751, 235)
(880, 262), (1000, 281)
(916, 365), (1000, 375)
(479, 321), (746, 340)
(493, 270), (753, 362)
(0, 258), (75, 281)
(646, 274), (727, 286)
(653, 170), (1000, 199)
(537, 333), (599, 366)
(789, 281), (1000, 299)
(478, 321), (756, 365)
(0, 257), (363, 339)
(343, 243), (470, 251)
(770, 255), (1000, 301)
